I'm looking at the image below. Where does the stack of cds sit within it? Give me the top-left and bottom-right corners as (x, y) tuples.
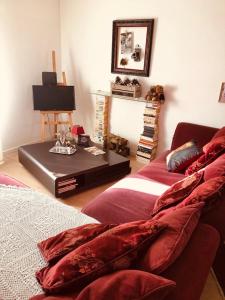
(136, 101), (161, 163)
(93, 95), (109, 146)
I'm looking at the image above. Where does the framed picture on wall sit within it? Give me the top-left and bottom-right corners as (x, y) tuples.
(219, 82), (225, 103)
(111, 19), (154, 77)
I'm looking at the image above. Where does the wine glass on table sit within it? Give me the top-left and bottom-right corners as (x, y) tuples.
(59, 130), (66, 146)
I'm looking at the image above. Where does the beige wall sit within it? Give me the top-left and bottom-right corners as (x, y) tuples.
(60, 0), (225, 153)
(0, 0), (61, 151)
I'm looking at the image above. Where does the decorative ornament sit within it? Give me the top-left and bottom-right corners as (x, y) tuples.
(120, 58), (128, 66)
(145, 85), (165, 103)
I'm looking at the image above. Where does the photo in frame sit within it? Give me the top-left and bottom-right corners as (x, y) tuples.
(218, 82), (225, 103)
(111, 19), (154, 77)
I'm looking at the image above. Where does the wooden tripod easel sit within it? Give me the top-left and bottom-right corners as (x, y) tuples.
(40, 50), (74, 141)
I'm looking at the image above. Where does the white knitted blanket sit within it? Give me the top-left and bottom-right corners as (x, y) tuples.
(0, 185), (98, 300)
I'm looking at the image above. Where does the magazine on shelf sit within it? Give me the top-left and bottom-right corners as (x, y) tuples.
(84, 146), (105, 156)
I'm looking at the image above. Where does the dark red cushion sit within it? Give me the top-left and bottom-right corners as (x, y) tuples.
(140, 203), (203, 274)
(36, 219), (166, 294)
(212, 126), (225, 139)
(203, 135), (225, 153)
(204, 153), (225, 181)
(30, 270), (176, 300)
(177, 176), (225, 212)
(38, 224), (115, 264)
(82, 174), (170, 224)
(152, 171), (203, 216)
(166, 140), (202, 173)
(185, 136), (225, 175)
(76, 270), (176, 300)
(137, 160), (185, 186)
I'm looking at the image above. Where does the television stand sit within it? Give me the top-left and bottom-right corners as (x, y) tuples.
(40, 110), (73, 141)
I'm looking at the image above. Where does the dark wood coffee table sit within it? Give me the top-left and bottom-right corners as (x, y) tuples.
(18, 141), (131, 197)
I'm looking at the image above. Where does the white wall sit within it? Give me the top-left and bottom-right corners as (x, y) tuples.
(0, 0), (61, 151)
(60, 0), (225, 154)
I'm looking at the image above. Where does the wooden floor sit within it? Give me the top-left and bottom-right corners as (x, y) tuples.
(0, 150), (224, 300)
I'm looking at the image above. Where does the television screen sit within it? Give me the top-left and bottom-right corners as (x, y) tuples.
(32, 85), (75, 111)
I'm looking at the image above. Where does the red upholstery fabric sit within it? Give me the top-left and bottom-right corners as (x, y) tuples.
(177, 176), (225, 212)
(152, 172), (203, 216)
(185, 136), (225, 175)
(82, 152), (184, 224)
(0, 173), (26, 187)
(170, 122), (218, 150)
(30, 270), (176, 300)
(212, 126), (225, 139)
(140, 203), (203, 274)
(38, 224), (115, 264)
(166, 141), (202, 173)
(138, 161), (185, 186)
(36, 219), (166, 294)
(204, 153), (225, 181)
(203, 135), (225, 153)
(76, 270), (176, 300)
(162, 224), (220, 300)
(82, 174), (165, 224)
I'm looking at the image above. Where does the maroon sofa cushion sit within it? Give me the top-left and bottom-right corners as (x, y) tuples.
(38, 224), (115, 264)
(140, 203), (203, 274)
(138, 151), (185, 186)
(76, 270), (176, 300)
(204, 153), (225, 181)
(212, 126), (225, 139)
(185, 135), (225, 175)
(152, 172), (203, 216)
(82, 174), (169, 224)
(30, 270), (176, 300)
(36, 219), (166, 294)
(177, 176), (225, 212)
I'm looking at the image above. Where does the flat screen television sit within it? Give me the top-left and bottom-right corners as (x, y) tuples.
(32, 85), (75, 111)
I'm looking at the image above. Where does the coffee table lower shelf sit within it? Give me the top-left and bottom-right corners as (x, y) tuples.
(18, 141), (131, 198)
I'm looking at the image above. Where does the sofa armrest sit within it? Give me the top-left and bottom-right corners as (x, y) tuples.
(170, 122), (218, 150)
(162, 223), (220, 300)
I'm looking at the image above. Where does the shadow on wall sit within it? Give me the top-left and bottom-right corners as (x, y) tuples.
(157, 85), (178, 154)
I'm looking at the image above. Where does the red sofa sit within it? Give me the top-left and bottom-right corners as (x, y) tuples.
(82, 122), (225, 300)
(0, 122), (224, 300)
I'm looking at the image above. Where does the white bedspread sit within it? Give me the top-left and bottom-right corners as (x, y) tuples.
(0, 185), (98, 300)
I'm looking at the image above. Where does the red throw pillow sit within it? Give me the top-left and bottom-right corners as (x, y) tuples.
(166, 140), (202, 173)
(203, 135), (225, 153)
(30, 270), (175, 300)
(36, 219), (166, 294)
(76, 270), (175, 300)
(185, 136), (225, 176)
(177, 176), (225, 212)
(38, 223), (115, 264)
(152, 171), (203, 216)
(212, 126), (225, 139)
(140, 203), (203, 274)
(204, 153), (225, 181)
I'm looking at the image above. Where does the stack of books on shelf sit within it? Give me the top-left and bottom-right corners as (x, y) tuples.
(136, 102), (161, 163)
(93, 96), (109, 146)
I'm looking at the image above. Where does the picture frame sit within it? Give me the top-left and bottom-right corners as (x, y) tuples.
(78, 134), (90, 147)
(111, 19), (154, 77)
(218, 82), (225, 103)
